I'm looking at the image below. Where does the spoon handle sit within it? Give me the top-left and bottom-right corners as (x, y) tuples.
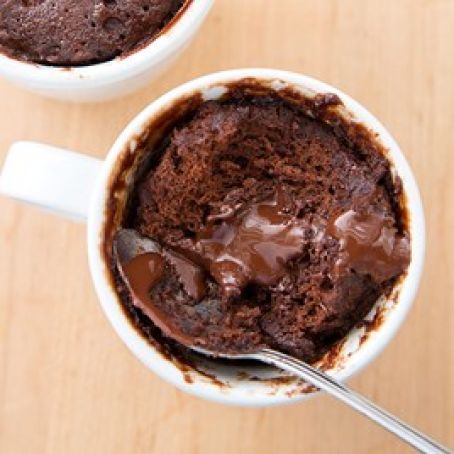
(256, 349), (451, 453)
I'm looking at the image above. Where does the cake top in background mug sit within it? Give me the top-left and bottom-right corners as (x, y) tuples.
(0, 0), (185, 66)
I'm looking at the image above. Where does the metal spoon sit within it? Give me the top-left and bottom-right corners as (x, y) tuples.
(114, 229), (451, 454)
(195, 346), (450, 453)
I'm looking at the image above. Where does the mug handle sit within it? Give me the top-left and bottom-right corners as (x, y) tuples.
(0, 141), (103, 221)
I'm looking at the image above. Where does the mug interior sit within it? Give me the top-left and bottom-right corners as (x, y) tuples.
(88, 69), (425, 406)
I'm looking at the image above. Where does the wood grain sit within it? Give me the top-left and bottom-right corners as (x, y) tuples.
(1, 1), (453, 452)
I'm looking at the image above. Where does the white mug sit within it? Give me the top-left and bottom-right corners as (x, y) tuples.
(0, 69), (425, 407)
(0, 0), (213, 102)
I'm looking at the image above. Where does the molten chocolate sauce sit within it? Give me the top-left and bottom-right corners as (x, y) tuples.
(328, 210), (410, 283)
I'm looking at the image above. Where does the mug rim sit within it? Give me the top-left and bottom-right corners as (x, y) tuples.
(0, 0), (213, 85)
(87, 68), (425, 407)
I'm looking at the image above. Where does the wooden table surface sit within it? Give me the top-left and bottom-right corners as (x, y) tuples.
(1, 1), (453, 453)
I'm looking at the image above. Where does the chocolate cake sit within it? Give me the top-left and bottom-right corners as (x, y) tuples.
(0, 0), (184, 66)
(113, 90), (411, 362)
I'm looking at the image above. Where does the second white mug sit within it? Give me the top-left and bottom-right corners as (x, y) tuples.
(0, 0), (213, 102)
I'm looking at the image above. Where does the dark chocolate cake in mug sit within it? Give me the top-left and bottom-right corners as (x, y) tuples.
(111, 85), (411, 363)
(0, 0), (184, 66)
